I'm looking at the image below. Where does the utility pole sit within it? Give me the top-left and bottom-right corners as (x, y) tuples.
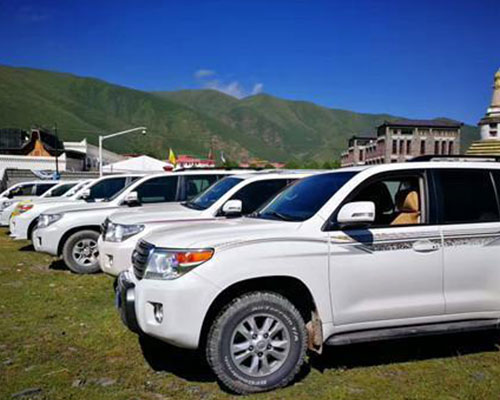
(54, 123), (59, 175)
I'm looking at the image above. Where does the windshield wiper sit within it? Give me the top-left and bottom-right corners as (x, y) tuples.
(264, 211), (298, 221)
(182, 201), (204, 210)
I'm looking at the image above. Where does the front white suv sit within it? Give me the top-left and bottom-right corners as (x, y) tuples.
(117, 161), (500, 394)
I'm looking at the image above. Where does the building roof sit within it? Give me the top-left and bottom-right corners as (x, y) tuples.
(380, 119), (463, 128)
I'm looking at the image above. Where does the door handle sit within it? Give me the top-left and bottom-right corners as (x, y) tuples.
(412, 239), (440, 253)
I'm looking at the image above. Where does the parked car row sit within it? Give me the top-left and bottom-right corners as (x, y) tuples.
(5, 159), (500, 394)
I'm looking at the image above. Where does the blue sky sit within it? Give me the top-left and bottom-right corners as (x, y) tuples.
(0, 0), (499, 124)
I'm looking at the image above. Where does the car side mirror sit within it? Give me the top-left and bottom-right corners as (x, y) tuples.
(124, 191), (140, 206)
(80, 189), (91, 199)
(337, 201), (375, 228)
(222, 199), (242, 217)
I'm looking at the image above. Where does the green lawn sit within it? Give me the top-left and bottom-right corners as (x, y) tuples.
(1, 227), (500, 399)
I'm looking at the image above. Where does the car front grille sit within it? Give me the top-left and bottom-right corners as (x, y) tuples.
(132, 240), (155, 280)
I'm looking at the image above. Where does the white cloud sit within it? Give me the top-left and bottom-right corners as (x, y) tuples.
(194, 69), (264, 99)
(251, 83), (264, 95)
(204, 80), (246, 98)
(194, 69), (216, 79)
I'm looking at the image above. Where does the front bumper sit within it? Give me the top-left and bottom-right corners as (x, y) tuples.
(98, 236), (136, 276)
(115, 267), (220, 349)
(33, 224), (63, 255)
(9, 215), (30, 240)
(116, 270), (142, 334)
(0, 209), (11, 226)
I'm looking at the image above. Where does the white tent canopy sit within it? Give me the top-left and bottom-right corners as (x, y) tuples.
(103, 155), (172, 173)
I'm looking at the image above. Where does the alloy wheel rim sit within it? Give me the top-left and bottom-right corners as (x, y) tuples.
(229, 313), (291, 378)
(72, 238), (99, 267)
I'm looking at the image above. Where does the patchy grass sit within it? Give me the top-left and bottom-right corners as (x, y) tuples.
(1, 228), (500, 399)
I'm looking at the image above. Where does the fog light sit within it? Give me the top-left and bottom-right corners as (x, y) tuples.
(153, 303), (163, 323)
(106, 254), (114, 267)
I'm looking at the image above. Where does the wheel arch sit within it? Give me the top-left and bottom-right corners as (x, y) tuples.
(57, 225), (101, 256)
(27, 217), (39, 241)
(199, 275), (320, 350)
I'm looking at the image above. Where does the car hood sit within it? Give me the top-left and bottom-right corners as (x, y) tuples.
(43, 201), (119, 215)
(143, 217), (301, 249)
(109, 203), (203, 225)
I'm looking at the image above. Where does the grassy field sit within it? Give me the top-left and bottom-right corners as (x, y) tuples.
(2, 227), (500, 399)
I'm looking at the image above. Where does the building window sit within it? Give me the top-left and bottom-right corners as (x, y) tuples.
(441, 141), (447, 155)
(420, 140), (426, 155)
(359, 149), (364, 161)
(434, 141), (440, 155)
(392, 140), (398, 154)
(448, 141), (454, 154)
(406, 140), (411, 154)
(402, 128), (413, 135)
(399, 140), (404, 154)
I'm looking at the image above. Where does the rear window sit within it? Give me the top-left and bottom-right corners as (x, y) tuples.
(433, 169), (500, 224)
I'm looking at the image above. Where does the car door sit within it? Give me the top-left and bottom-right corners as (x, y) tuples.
(434, 168), (500, 315)
(327, 170), (445, 326)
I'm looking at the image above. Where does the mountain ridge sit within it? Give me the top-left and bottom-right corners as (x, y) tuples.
(0, 65), (479, 162)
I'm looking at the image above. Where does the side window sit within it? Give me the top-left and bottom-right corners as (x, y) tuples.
(344, 175), (423, 227)
(433, 169), (499, 224)
(184, 175), (219, 200)
(136, 177), (179, 204)
(89, 177), (127, 200)
(35, 183), (56, 196)
(230, 179), (290, 215)
(10, 184), (35, 197)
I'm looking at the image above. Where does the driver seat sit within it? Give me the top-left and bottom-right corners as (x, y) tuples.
(391, 190), (420, 225)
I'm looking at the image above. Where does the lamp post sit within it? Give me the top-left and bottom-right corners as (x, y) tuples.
(98, 127), (147, 176)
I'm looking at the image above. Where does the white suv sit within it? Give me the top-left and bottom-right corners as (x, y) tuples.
(116, 161), (500, 394)
(99, 172), (312, 276)
(34, 170), (242, 274)
(9, 175), (141, 242)
(0, 180), (58, 225)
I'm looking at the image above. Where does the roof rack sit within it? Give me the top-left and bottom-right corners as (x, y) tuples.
(410, 155), (500, 162)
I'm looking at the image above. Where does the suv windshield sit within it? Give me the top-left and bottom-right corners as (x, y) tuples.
(183, 177), (243, 210)
(256, 171), (358, 222)
(44, 183), (77, 197)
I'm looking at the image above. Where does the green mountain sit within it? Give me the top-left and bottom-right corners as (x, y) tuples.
(0, 65), (479, 162)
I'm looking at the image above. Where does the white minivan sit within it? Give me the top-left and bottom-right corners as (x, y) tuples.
(117, 160), (500, 394)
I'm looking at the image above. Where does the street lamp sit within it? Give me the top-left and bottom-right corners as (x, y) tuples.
(98, 127), (147, 176)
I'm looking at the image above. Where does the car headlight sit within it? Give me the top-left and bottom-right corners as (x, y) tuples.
(144, 248), (214, 280)
(104, 222), (144, 242)
(37, 213), (63, 229)
(0, 200), (14, 211)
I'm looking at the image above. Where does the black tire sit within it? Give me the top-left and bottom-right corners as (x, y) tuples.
(62, 230), (101, 274)
(206, 291), (307, 394)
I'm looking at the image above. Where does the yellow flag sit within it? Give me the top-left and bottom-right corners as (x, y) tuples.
(168, 148), (177, 165)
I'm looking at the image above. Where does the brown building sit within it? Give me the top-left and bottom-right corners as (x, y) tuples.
(341, 119), (462, 167)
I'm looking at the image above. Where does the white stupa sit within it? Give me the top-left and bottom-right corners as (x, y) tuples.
(467, 68), (500, 155)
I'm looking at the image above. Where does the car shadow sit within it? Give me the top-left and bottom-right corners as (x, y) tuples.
(310, 331), (500, 372)
(18, 244), (35, 251)
(48, 259), (68, 271)
(139, 336), (215, 382)
(140, 330), (500, 387)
